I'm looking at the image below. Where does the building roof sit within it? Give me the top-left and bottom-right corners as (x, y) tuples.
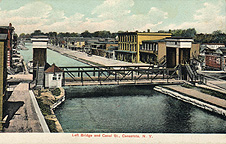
(45, 63), (64, 73)
(0, 34), (8, 40)
(165, 37), (194, 42)
(166, 37), (193, 39)
(0, 26), (15, 30)
(118, 32), (171, 36)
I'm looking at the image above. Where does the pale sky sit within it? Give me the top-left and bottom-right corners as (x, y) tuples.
(0, 0), (225, 34)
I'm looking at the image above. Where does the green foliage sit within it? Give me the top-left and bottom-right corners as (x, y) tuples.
(36, 98), (52, 116)
(51, 88), (61, 96)
(181, 84), (226, 100)
(81, 30), (92, 37)
(31, 30), (45, 36)
(19, 33), (26, 38)
(200, 88), (226, 101)
(181, 83), (194, 89)
(171, 28), (196, 38)
(45, 119), (58, 132)
(195, 31), (226, 44)
(93, 30), (111, 38)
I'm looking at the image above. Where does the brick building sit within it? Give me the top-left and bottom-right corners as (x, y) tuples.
(0, 23), (15, 68)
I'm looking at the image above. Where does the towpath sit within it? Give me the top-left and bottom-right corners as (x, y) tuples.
(164, 85), (226, 109)
(48, 45), (149, 66)
(4, 83), (48, 132)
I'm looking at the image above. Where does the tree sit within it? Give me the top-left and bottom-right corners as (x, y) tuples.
(19, 33), (26, 38)
(194, 30), (226, 44)
(48, 32), (57, 38)
(31, 30), (44, 36)
(171, 28), (196, 38)
(92, 30), (111, 38)
(212, 30), (222, 36)
(81, 30), (92, 37)
(70, 32), (78, 37)
(184, 28), (196, 38)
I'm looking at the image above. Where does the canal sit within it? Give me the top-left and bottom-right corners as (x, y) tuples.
(20, 43), (226, 133)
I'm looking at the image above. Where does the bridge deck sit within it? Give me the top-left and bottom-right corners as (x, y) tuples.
(65, 79), (184, 86)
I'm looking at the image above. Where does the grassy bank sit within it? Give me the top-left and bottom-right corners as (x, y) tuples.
(181, 83), (226, 100)
(34, 88), (64, 132)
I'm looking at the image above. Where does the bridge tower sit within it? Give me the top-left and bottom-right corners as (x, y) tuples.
(31, 35), (49, 88)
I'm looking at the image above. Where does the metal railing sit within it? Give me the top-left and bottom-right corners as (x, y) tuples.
(60, 65), (179, 85)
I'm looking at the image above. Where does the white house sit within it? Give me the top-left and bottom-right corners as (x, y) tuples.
(45, 64), (64, 88)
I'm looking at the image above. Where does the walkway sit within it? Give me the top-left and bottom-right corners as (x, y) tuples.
(164, 85), (226, 109)
(8, 73), (32, 83)
(66, 79), (184, 86)
(4, 83), (47, 132)
(48, 45), (150, 66)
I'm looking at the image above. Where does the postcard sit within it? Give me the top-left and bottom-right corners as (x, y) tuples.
(0, 0), (226, 143)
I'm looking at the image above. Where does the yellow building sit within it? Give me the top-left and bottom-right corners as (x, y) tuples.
(140, 37), (200, 67)
(116, 32), (171, 63)
(0, 34), (8, 131)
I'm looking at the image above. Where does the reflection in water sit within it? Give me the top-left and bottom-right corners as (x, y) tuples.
(55, 85), (226, 133)
(163, 98), (192, 133)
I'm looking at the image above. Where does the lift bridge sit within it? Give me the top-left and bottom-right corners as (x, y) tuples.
(60, 65), (185, 86)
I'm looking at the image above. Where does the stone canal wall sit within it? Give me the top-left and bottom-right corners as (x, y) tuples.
(50, 87), (65, 110)
(154, 86), (226, 117)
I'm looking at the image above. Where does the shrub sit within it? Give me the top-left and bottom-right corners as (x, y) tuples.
(36, 98), (52, 116)
(45, 119), (58, 132)
(51, 88), (61, 96)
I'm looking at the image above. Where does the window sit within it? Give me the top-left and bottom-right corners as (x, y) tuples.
(52, 74), (57, 80)
(58, 74), (61, 80)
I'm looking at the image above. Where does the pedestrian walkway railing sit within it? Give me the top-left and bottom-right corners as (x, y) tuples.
(184, 61), (207, 84)
(60, 65), (179, 85)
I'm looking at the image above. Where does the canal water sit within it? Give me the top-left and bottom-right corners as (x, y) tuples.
(20, 43), (86, 67)
(20, 43), (226, 133)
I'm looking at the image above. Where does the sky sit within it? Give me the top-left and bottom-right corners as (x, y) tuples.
(0, 0), (225, 35)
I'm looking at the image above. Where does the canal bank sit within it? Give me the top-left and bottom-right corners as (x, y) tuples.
(33, 87), (65, 132)
(154, 84), (226, 117)
(48, 45), (149, 66)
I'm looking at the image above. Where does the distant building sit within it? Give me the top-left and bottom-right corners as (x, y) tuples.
(201, 43), (225, 50)
(66, 37), (91, 51)
(0, 34), (8, 131)
(91, 40), (118, 58)
(0, 23), (15, 68)
(200, 43), (225, 70)
(116, 31), (172, 63)
(106, 46), (118, 59)
(45, 64), (64, 88)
